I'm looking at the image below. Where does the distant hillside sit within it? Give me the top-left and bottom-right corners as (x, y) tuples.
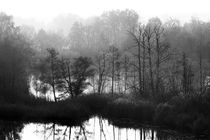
(46, 13), (84, 35)
(14, 13), (85, 35)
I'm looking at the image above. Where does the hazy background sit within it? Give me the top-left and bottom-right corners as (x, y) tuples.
(1, 0), (210, 33)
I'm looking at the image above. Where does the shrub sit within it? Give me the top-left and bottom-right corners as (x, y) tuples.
(192, 115), (209, 135)
(154, 103), (176, 127)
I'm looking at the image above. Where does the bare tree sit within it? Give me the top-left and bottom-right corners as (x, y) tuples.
(182, 52), (194, 94)
(95, 51), (108, 94)
(58, 57), (74, 98)
(128, 25), (144, 94)
(108, 45), (120, 95)
(144, 25), (155, 95)
(46, 48), (59, 102)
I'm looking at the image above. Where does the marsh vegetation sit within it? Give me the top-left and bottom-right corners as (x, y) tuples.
(0, 10), (210, 139)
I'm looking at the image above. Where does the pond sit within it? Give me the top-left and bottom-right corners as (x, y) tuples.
(0, 117), (197, 140)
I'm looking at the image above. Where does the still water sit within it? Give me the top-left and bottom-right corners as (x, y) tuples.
(0, 117), (196, 140)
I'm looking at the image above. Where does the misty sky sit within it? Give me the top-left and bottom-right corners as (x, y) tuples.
(1, 0), (210, 23)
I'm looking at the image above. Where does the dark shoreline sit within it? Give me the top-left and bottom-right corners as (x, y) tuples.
(0, 94), (209, 139)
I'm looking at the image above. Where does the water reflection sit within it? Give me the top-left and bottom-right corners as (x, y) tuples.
(0, 117), (200, 140)
(0, 120), (23, 140)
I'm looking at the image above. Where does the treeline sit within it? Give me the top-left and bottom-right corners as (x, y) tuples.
(0, 13), (32, 102)
(31, 10), (210, 101)
(1, 10), (210, 102)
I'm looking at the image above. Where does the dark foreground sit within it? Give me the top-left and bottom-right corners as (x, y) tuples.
(0, 93), (210, 139)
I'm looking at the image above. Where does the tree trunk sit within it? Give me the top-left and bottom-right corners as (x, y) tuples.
(147, 38), (154, 95)
(67, 64), (73, 97)
(124, 55), (128, 94)
(51, 57), (57, 102)
(138, 41), (142, 94)
(111, 48), (115, 95)
(182, 52), (187, 94)
(199, 51), (203, 93)
(142, 36), (146, 94)
(155, 36), (160, 95)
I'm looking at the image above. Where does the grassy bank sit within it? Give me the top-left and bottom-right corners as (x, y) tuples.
(0, 94), (111, 125)
(104, 93), (210, 137)
(0, 93), (210, 137)
(154, 94), (210, 136)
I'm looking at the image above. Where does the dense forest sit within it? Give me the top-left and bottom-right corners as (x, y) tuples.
(1, 10), (210, 137)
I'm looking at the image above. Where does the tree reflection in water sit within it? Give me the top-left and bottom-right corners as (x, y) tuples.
(0, 117), (199, 140)
(0, 121), (23, 140)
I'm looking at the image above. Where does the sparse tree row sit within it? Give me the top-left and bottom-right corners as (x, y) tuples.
(0, 10), (210, 102)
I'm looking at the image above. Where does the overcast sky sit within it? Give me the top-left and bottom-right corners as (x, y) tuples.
(1, 0), (210, 23)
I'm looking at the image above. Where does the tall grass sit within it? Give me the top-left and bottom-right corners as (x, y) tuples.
(0, 92), (210, 137)
(154, 94), (210, 136)
(0, 93), (111, 125)
(104, 97), (155, 123)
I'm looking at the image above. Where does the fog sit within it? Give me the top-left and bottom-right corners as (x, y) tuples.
(1, 0), (210, 139)
(1, 0), (210, 32)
